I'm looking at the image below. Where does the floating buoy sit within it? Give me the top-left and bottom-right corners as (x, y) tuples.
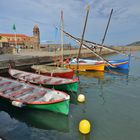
(79, 119), (91, 134)
(77, 94), (85, 103)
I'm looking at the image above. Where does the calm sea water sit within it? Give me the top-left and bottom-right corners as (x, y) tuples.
(0, 52), (140, 140)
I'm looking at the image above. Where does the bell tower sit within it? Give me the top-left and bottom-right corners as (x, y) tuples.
(33, 25), (40, 49)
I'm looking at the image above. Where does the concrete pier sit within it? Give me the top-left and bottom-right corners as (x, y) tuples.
(0, 46), (140, 73)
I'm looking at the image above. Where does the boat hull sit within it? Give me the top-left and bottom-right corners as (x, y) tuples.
(0, 98), (69, 115)
(31, 65), (74, 79)
(106, 60), (129, 69)
(66, 63), (105, 71)
(42, 70), (74, 79)
(26, 100), (69, 115)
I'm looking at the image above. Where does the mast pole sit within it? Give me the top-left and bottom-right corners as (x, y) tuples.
(77, 5), (90, 71)
(60, 10), (64, 67)
(100, 9), (113, 54)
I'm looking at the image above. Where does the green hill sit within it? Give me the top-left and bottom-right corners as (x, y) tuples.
(127, 41), (140, 46)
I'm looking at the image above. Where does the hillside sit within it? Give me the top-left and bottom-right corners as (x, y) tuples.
(127, 41), (140, 46)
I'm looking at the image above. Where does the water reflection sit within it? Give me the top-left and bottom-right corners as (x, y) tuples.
(69, 91), (78, 105)
(77, 69), (129, 105)
(78, 71), (104, 80)
(0, 99), (69, 132)
(106, 69), (129, 76)
(79, 132), (91, 140)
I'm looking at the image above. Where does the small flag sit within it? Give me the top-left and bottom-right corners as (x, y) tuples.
(13, 24), (16, 30)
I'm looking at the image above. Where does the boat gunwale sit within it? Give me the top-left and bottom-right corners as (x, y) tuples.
(31, 65), (74, 73)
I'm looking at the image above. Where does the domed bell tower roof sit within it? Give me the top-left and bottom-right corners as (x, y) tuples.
(33, 25), (39, 33)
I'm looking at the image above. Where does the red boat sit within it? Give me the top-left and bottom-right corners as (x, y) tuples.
(31, 65), (74, 79)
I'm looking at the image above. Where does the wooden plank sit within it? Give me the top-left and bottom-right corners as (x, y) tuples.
(0, 85), (22, 93)
(32, 76), (41, 81)
(0, 81), (12, 86)
(23, 91), (47, 102)
(10, 87), (34, 97)
(53, 80), (63, 84)
(42, 78), (52, 83)
(19, 74), (30, 78)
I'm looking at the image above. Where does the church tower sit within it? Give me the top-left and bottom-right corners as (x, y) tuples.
(33, 25), (40, 49)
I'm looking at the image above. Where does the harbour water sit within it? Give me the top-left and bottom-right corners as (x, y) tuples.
(0, 52), (140, 140)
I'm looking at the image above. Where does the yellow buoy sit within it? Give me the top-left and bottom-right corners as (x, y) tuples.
(79, 119), (91, 134)
(77, 94), (85, 103)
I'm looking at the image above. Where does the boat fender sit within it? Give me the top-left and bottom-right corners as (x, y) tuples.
(12, 101), (24, 108)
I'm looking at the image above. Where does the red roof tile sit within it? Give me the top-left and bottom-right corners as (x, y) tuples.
(0, 33), (29, 38)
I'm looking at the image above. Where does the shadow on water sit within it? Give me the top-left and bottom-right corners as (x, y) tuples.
(0, 99), (69, 132)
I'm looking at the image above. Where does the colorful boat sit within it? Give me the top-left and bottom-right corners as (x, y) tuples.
(31, 65), (74, 79)
(0, 76), (70, 115)
(105, 59), (130, 69)
(65, 58), (105, 71)
(9, 68), (79, 94)
(66, 58), (130, 71)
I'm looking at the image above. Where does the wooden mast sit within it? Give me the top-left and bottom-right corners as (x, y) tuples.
(99, 9), (113, 54)
(60, 10), (64, 67)
(77, 5), (90, 71)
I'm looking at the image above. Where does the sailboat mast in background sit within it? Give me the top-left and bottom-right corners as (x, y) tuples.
(60, 10), (64, 67)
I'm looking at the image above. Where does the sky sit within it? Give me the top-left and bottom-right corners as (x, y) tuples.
(0, 0), (140, 46)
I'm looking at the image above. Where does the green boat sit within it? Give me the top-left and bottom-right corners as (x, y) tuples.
(0, 76), (70, 115)
(9, 68), (79, 94)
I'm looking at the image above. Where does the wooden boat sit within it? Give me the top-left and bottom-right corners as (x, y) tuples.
(66, 58), (130, 71)
(31, 65), (74, 79)
(65, 58), (105, 71)
(0, 99), (69, 132)
(9, 68), (79, 94)
(62, 30), (131, 70)
(0, 76), (70, 115)
(105, 59), (130, 69)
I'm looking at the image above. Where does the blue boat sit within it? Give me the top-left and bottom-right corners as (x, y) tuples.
(106, 59), (129, 69)
(106, 54), (131, 70)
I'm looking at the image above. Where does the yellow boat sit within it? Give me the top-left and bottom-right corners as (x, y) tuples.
(65, 58), (105, 71)
(66, 63), (105, 71)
